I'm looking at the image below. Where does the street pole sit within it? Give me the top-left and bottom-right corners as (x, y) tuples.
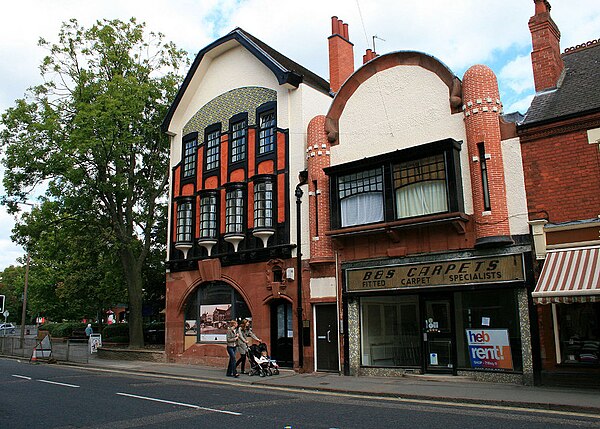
(295, 171), (307, 370)
(19, 251), (30, 349)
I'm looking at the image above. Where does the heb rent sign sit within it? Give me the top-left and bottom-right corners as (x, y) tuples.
(346, 255), (523, 292)
(466, 329), (513, 370)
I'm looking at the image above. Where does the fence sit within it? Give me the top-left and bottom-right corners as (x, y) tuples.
(0, 335), (92, 364)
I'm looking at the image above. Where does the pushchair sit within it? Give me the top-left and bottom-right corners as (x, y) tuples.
(248, 343), (280, 376)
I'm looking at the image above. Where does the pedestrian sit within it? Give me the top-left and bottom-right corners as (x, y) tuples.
(85, 323), (93, 337)
(236, 319), (261, 374)
(226, 319), (239, 377)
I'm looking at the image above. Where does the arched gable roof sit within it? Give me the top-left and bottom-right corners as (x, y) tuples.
(325, 51), (463, 144)
(162, 28), (330, 133)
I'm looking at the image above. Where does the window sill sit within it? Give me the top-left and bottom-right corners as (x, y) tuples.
(327, 212), (470, 238)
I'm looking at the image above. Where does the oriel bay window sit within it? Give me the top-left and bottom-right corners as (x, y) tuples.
(253, 176), (275, 247)
(198, 192), (218, 256)
(328, 139), (463, 229)
(175, 199), (194, 258)
(224, 184), (245, 252)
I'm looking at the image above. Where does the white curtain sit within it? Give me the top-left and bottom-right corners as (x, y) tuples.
(396, 180), (447, 219)
(341, 193), (384, 227)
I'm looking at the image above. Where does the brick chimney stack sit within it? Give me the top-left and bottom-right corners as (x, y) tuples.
(328, 16), (354, 94)
(529, 0), (564, 92)
(363, 49), (378, 64)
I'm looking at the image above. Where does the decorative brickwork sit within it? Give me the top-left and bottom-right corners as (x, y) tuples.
(462, 65), (511, 243)
(183, 87), (276, 135)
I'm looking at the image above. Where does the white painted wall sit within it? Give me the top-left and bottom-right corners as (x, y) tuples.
(310, 277), (336, 298)
(502, 137), (530, 235)
(330, 65), (474, 215)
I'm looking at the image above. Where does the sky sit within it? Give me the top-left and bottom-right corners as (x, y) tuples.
(1, 0), (599, 270)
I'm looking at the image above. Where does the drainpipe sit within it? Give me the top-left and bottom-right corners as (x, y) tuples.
(295, 171), (308, 369)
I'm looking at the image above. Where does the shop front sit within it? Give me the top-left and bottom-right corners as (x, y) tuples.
(532, 246), (600, 387)
(343, 251), (535, 384)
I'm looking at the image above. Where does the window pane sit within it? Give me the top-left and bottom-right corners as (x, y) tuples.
(200, 194), (217, 239)
(393, 154), (448, 219)
(231, 120), (247, 163)
(226, 188), (244, 234)
(258, 111), (275, 154)
(183, 139), (197, 178)
(361, 296), (421, 367)
(338, 168), (384, 227)
(254, 181), (273, 228)
(176, 201), (193, 243)
(206, 130), (220, 170)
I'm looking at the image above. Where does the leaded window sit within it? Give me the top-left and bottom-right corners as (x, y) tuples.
(176, 200), (193, 243)
(230, 120), (247, 163)
(183, 139), (197, 178)
(338, 168), (384, 227)
(254, 181), (274, 228)
(225, 188), (244, 234)
(206, 129), (220, 171)
(199, 193), (217, 239)
(258, 111), (276, 154)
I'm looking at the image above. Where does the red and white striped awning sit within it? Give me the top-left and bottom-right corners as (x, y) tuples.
(533, 246), (600, 304)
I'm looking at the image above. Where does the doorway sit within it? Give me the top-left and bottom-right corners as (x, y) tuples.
(423, 296), (455, 374)
(315, 304), (339, 372)
(270, 299), (293, 367)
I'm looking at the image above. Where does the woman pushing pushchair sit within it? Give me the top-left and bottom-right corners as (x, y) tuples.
(235, 318), (261, 375)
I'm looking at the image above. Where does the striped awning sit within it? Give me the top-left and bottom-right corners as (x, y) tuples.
(533, 246), (600, 304)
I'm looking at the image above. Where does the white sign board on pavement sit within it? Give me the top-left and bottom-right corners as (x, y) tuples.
(89, 334), (102, 354)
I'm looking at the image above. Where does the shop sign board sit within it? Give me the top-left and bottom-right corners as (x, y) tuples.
(346, 255), (524, 292)
(466, 329), (513, 370)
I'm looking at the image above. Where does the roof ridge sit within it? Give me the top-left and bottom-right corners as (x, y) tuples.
(563, 38), (600, 55)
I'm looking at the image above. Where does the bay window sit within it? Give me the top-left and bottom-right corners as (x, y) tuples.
(338, 168), (384, 227)
(254, 179), (274, 229)
(176, 200), (193, 243)
(225, 186), (245, 235)
(199, 193), (218, 240)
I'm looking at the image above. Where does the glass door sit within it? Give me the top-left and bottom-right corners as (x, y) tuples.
(423, 297), (455, 374)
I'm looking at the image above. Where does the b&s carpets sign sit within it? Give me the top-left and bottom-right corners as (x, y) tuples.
(346, 255), (524, 292)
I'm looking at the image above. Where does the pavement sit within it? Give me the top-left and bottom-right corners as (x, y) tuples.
(45, 354), (600, 416)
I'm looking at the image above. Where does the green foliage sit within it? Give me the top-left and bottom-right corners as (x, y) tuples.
(39, 321), (85, 338)
(1, 18), (187, 345)
(102, 323), (129, 342)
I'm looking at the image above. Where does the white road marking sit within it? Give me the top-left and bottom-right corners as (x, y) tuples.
(12, 375), (32, 380)
(116, 392), (242, 416)
(38, 379), (80, 388)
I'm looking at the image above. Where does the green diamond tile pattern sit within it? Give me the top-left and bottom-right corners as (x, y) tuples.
(183, 86), (277, 136)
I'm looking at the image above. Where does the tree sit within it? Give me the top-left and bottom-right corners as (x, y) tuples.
(1, 18), (187, 346)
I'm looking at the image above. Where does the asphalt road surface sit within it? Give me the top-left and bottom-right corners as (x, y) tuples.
(1, 358), (598, 429)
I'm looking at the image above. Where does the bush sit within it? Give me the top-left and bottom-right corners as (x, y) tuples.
(39, 322), (87, 338)
(102, 323), (129, 343)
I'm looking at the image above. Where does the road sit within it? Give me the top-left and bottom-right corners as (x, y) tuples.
(1, 358), (598, 428)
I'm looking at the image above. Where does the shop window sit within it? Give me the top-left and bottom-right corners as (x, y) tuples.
(360, 295), (421, 367)
(557, 303), (599, 365)
(393, 154), (448, 219)
(454, 289), (523, 372)
(184, 282), (250, 343)
(338, 168), (384, 227)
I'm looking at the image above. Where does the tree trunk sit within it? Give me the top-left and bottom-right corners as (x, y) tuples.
(121, 249), (145, 348)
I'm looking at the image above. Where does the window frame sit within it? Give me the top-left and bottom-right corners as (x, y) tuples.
(256, 102), (277, 156)
(204, 123), (221, 172)
(327, 139), (463, 230)
(225, 183), (246, 236)
(198, 191), (218, 240)
(175, 198), (194, 244)
(229, 113), (248, 165)
(182, 132), (198, 181)
(253, 175), (276, 230)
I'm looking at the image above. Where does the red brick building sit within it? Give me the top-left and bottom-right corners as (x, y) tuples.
(518, 0), (600, 386)
(305, 18), (535, 383)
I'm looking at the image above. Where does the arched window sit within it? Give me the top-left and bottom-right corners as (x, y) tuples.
(184, 282), (250, 343)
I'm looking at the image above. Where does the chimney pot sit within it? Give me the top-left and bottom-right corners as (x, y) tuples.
(343, 23), (349, 40)
(331, 16), (339, 35)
